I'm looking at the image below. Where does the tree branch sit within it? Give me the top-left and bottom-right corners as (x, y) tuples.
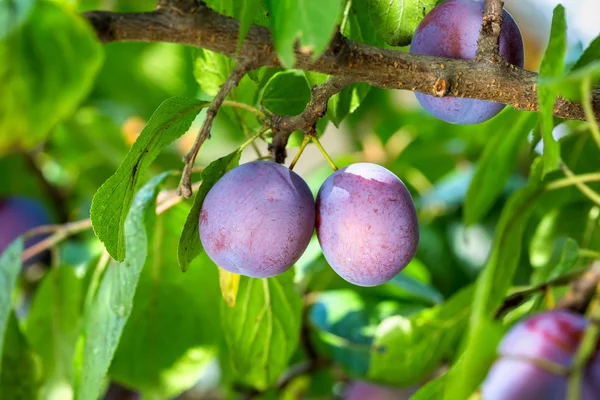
(269, 75), (354, 163)
(476, 0), (504, 60)
(177, 61), (251, 198)
(83, 3), (600, 123)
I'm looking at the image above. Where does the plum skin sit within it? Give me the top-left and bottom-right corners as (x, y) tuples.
(482, 310), (600, 400)
(199, 161), (315, 278)
(410, 0), (524, 124)
(0, 197), (50, 257)
(316, 163), (419, 287)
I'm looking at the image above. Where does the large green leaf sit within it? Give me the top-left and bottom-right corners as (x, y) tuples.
(368, 285), (473, 386)
(0, 237), (23, 370)
(25, 266), (84, 400)
(110, 205), (221, 397)
(367, 0), (437, 47)
(464, 112), (536, 225)
(0, 313), (40, 399)
(571, 34), (600, 72)
(221, 270), (302, 390)
(77, 172), (170, 400)
(537, 5), (567, 174)
(442, 163), (545, 399)
(261, 70), (311, 115)
(194, 49), (235, 97)
(268, 0), (342, 67)
(0, 1), (103, 151)
(178, 150), (242, 271)
(343, 0), (385, 46)
(91, 97), (207, 262)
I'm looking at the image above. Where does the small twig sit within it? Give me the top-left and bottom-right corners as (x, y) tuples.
(558, 262), (600, 314)
(546, 173), (600, 190)
(269, 75), (354, 163)
(495, 267), (589, 317)
(177, 61), (251, 198)
(476, 0), (504, 61)
(579, 249), (600, 259)
(560, 164), (600, 207)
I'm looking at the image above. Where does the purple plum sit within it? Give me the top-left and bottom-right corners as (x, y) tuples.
(199, 161), (315, 278)
(0, 196), (50, 259)
(410, 0), (524, 124)
(316, 163), (419, 287)
(482, 310), (600, 400)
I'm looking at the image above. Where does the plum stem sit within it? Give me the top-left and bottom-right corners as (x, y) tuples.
(288, 136), (311, 170)
(545, 172), (600, 190)
(560, 164), (600, 208)
(177, 60), (252, 198)
(311, 136), (338, 171)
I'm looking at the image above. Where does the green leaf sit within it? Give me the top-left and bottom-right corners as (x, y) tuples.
(367, 0), (437, 47)
(237, 0), (261, 51)
(386, 272), (443, 306)
(25, 266), (84, 399)
(464, 112), (536, 225)
(411, 374), (446, 400)
(571, 34), (600, 72)
(0, 313), (40, 399)
(442, 181), (544, 399)
(91, 97), (207, 262)
(540, 61), (600, 102)
(304, 71), (370, 127)
(343, 0), (385, 46)
(0, 0), (35, 39)
(77, 172), (170, 400)
(368, 285), (473, 386)
(537, 5), (567, 175)
(0, 237), (23, 370)
(268, 0), (342, 67)
(261, 70), (311, 115)
(221, 270), (302, 390)
(194, 49), (235, 96)
(178, 150), (242, 271)
(110, 205), (221, 397)
(0, 1), (103, 151)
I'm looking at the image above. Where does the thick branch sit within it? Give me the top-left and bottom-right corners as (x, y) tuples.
(476, 0), (504, 60)
(83, 2), (600, 123)
(269, 75), (354, 163)
(177, 61), (250, 197)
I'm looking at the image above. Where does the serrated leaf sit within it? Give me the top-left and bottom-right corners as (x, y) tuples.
(261, 70), (311, 115)
(194, 49), (234, 96)
(0, 313), (40, 399)
(91, 97), (207, 262)
(221, 271), (302, 390)
(0, 237), (23, 371)
(268, 0), (342, 67)
(442, 182), (544, 399)
(0, 0), (35, 39)
(368, 285), (473, 385)
(537, 5), (567, 175)
(367, 0), (437, 47)
(219, 268), (241, 307)
(77, 172), (170, 400)
(25, 266), (84, 399)
(0, 1), (103, 151)
(109, 205), (221, 397)
(464, 112), (536, 225)
(178, 150), (242, 271)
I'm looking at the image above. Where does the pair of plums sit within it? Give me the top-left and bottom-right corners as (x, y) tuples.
(199, 161), (419, 286)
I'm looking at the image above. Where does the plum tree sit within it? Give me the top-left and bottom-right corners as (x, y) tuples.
(0, 196), (50, 257)
(344, 381), (410, 400)
(482, 310), (600, 399)
(316, 163), (419, 287)
(410, 0), (524, 124)
(199, 161), (315, 278)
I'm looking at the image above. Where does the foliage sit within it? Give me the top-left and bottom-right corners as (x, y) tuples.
(0, 0), (599, 399)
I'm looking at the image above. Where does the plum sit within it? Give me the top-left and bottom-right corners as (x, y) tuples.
(316, 163), (419, 286)
(199, 161), (315, 278)
(482, 310), (599, 400)
(410, 0), (524, 124)
(344, 381), (412, 400)
(0, 196), (50, 257)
